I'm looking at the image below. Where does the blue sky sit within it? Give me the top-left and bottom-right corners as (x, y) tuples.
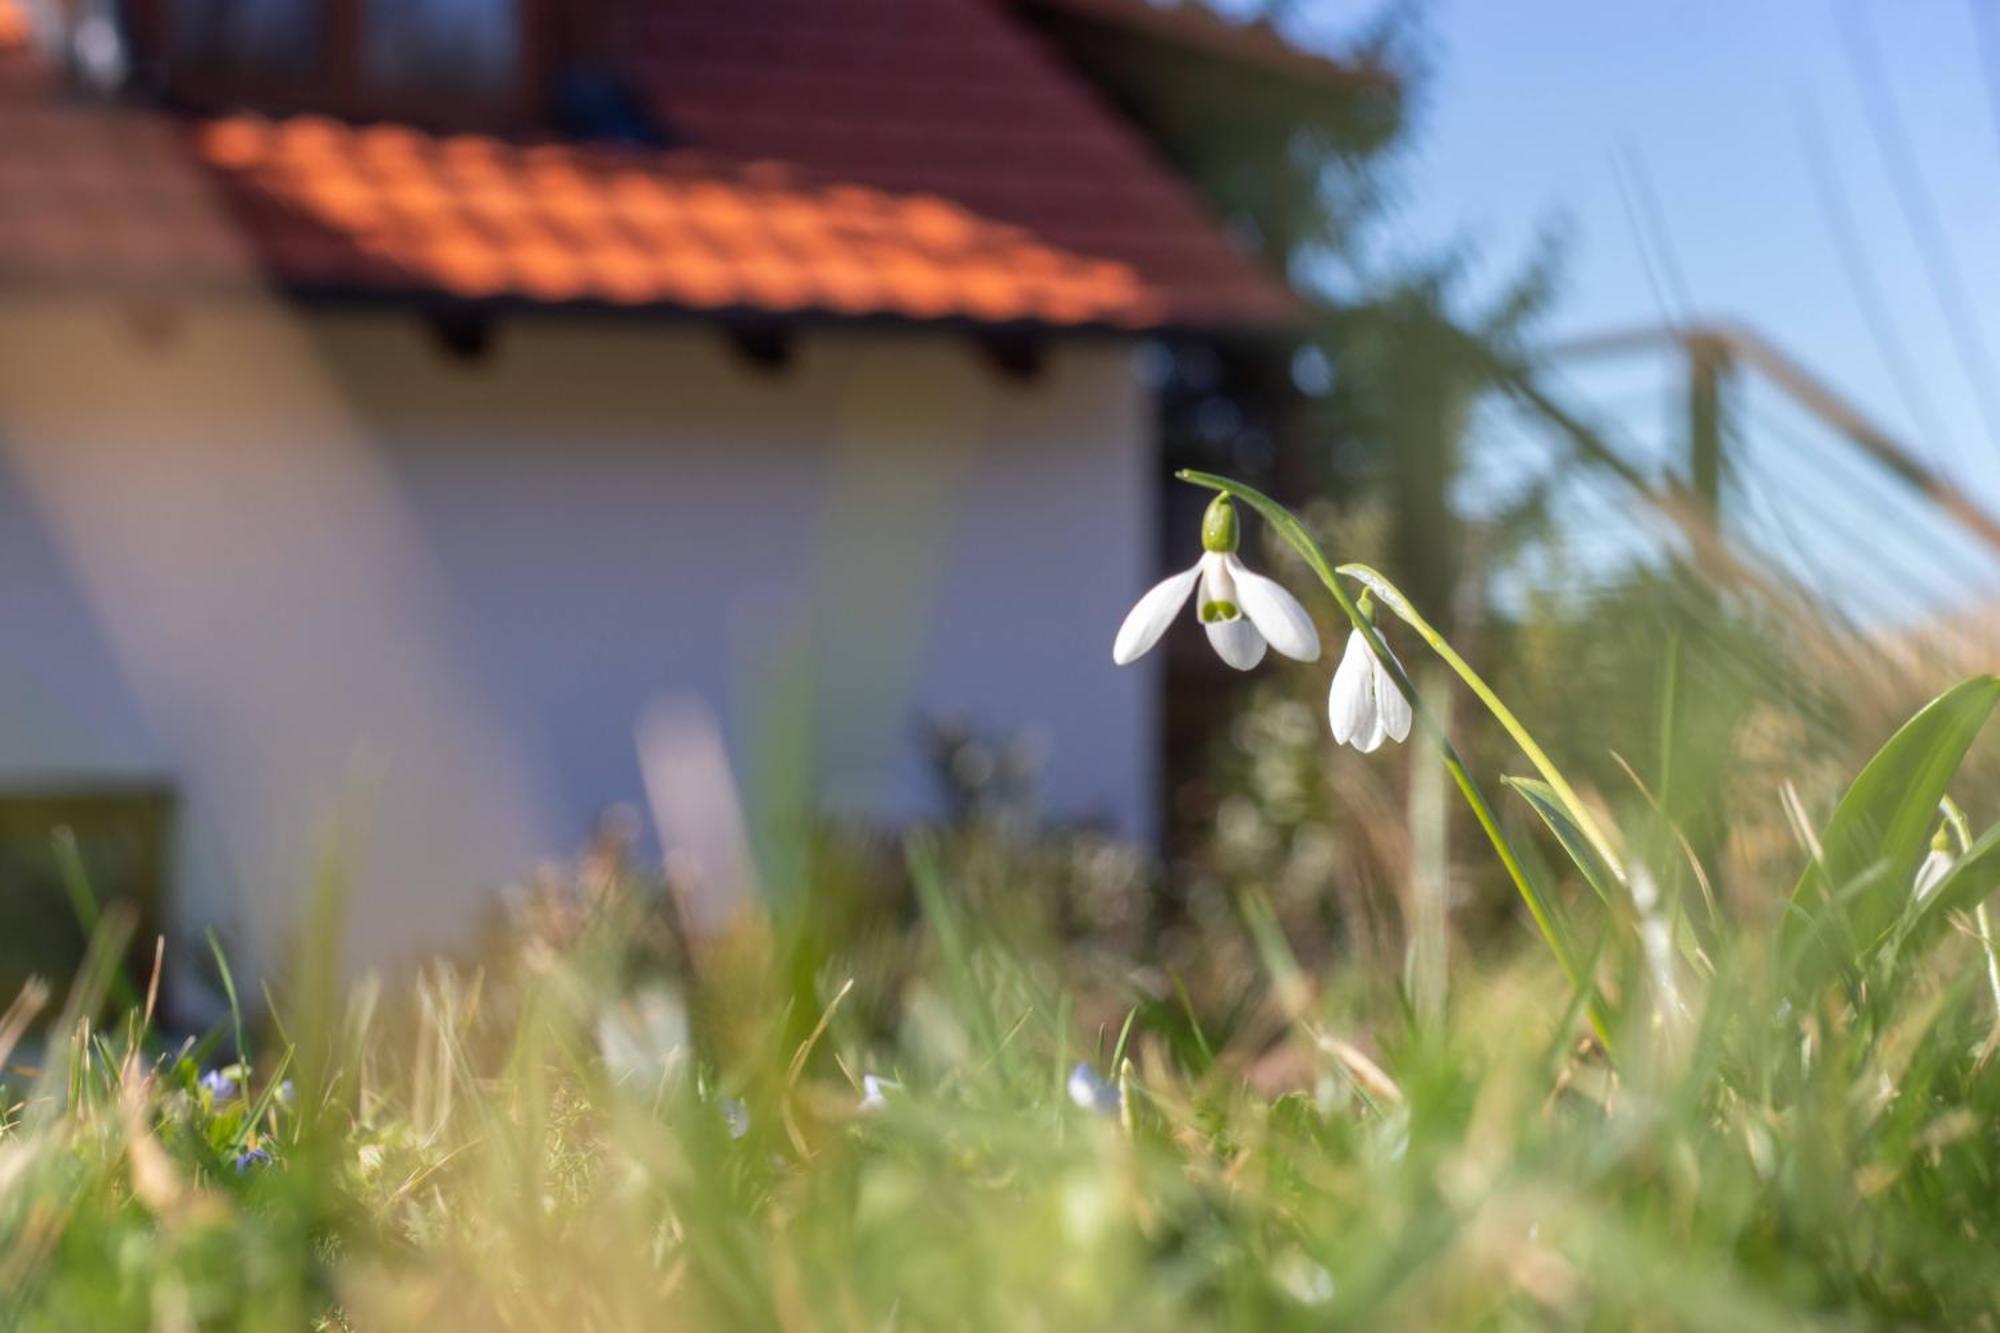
(1283, 0), (2000, 616)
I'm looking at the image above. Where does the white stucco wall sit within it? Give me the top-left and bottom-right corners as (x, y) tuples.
(0, 297), (1157, 991)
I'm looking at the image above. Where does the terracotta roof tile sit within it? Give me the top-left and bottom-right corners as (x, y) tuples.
(0, 0), (1296, 330)
(0, 0), (27, 52)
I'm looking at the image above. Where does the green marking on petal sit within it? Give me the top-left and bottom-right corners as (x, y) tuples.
(1198, 600), (1241, 623)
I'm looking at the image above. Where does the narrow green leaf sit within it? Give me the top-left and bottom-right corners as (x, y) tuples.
(208, 928), (249, 1065)
(1504, 776), (1621, 907)
(906, 838), (1000, 1057)
(1785, 675), (2000, 969)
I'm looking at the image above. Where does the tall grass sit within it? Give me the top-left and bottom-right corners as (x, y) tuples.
(3, 480), (2000, 1328)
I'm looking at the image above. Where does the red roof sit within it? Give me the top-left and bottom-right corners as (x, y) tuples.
(0, 0), (1298, 331)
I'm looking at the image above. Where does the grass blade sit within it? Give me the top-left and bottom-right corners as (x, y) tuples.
(1784, 674), (2000, 978)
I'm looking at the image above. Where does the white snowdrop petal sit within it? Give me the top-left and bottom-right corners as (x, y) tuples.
(1199, 550), (1234, 598)
(1327, 630), (1376, 744)
(1374, 654), (1413, 743)
(1112, 564), (1200, 664)
(1205, 614), (1267, 670)
(1914, 849), (1953, 903)
(1354, 669), (1390, 753)
(1228, 558), (1321, 662)
(1354, 725), (1386, 755)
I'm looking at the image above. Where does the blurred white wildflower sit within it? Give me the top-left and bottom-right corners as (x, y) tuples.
(1630, 863), (1687, 1027)
(721, 1097), (751, 1140)
(1327, 629), (1411, 753)
(1915, 830), (1953, 903)
(1113, 495), (1319, 671)
(1066, 1062), (1121, 1116)
(1271, 1249), (1336, 1306)
(858, 1074), (900, 1113)
(595, 985), (690, 1088)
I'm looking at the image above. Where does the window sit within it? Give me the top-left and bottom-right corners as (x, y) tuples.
(363, 0), (519, 95)
(171, 0), (323, 77)
(0, 784), (172, 1033)
(152, 0), (532, 122)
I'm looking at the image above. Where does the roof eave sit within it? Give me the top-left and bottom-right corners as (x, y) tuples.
(0, 270), (1304, 340)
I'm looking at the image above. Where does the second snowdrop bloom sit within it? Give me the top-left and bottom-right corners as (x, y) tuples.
(1914, 828), (1954, 903)
(1328, 626), (1412, 753)
(1113, 495), (1320, 671)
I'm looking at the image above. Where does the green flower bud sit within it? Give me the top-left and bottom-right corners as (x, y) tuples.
(1200, 494), (1239, 554)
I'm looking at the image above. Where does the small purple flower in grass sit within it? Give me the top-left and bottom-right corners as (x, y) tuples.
(721, 1097), (751, 1140)
(276, 1079), (295, 1106)
(233, 1147), (271, 1173)
(199, 1069), (239, 1101)
(1067, 1062), (1121, 1116)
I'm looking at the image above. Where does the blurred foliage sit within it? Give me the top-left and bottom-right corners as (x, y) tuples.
(1128, 3), (1990, 1000)
(1185, 486), (2000, 1000)
(5, 667), (2000, 1328)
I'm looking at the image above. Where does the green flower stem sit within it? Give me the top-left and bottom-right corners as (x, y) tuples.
(1176, 470), (1609, 1046)
(1334, 560), (1627, 889)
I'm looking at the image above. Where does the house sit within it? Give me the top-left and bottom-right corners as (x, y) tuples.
(0, 0), (1365, 997)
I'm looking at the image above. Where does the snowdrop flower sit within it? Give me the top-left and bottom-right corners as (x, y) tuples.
(1327, 627), (1411, 753)
(596, 985), (690, 1087)
(858, 1074), (899, 1113)
(1271, 1249), (1337, 1307)
(1914, 828), (1953, 903)
(1067, 1061), (1121, 1116)
(1113, 495), (1320, 671)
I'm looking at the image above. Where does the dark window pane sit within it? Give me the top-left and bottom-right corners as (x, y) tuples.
(364, 0), (518, 94)
(0, 785), (171, 1035)
(172, 0), (323, 76)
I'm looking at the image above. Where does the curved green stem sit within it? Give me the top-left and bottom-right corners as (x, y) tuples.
(1177, 470), (1609, 1047)
(1942, 795), (1975, 854)
(1336, 561), (1627, 889)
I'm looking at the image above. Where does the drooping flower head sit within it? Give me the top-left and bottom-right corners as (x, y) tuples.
(1113, 494), (1320, 670)
(1328, 605), (1411, 753)
(1914, 825), (1954, 903)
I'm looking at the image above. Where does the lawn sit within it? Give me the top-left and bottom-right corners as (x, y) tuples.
(4, 481), (1999, 1330)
